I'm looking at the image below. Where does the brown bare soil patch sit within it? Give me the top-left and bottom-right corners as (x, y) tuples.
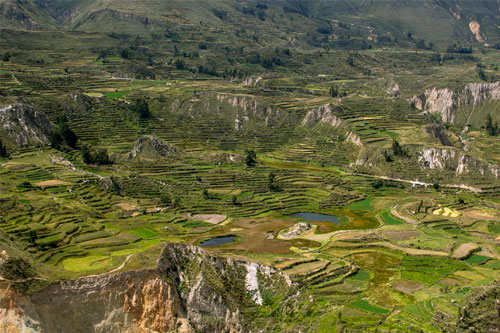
(382, 230), (420, 241)
(35, 179), (72, 187)
(191, 214), (226, 224)
(451, 243), (480, 259)
(463, 209), (498, 220)
(392, 280), (425, 293)
(115, 203), (138, 211)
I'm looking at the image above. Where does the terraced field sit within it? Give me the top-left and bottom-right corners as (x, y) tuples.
(3, 1), (500, 331)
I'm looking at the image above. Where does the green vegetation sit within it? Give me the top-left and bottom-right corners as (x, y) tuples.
(380, 210), (404, 225)
(2, 0), (500, 331)
(351, 299), (390, 314)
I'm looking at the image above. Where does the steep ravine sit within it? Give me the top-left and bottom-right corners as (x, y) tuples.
(0, 243), (294, 333)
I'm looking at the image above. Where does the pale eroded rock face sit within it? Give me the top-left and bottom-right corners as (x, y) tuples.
(423, 88), (457, 123)
(216, 93), (280, 129)
(418, 148), (500, 177)
(0, 104), (53, 146)
(302, 104), (343, 127)
(409, 81), (500, 124)
(469, 20), (485, 42)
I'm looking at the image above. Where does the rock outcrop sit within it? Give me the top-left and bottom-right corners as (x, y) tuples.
(302, 103), (343, 127)
(0, 104), (53, 146)
(409, 82), (500, 124)
(0, 243), (294, 333)
(418, 147), (500, 177)
(126, 135), (177, 160)
(279, 222), (313, 240)
(216, 93), (280, 129)
(469, 20), (485, 42)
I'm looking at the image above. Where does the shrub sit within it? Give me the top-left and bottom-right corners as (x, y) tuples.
(244, 150), (257, 166)
(131, 98), (151, 119)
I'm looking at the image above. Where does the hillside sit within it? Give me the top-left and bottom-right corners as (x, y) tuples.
(2, 1), (500, 332)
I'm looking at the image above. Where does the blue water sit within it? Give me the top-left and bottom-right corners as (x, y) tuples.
(199, 235), (236, 247)
(287, 212), (340, 223)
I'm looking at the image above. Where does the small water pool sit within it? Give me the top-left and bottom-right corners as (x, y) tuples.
(287, 212), (340, 223)
(199, 235), (236, 247)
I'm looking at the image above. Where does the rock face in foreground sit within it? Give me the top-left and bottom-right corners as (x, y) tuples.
(0, 104), (53, 146)
(0, 243), (293, 333)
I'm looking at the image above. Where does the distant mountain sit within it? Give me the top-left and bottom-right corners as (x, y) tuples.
(2, 0), (500, 46)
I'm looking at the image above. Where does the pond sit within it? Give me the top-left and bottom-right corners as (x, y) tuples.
(287, 212), (340, 223)
(199, 235), (236, 247)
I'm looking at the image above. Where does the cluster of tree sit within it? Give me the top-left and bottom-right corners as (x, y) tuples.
(446, 45), (472, 54)
(49, 114), (78, 149)
(268, 172), (281, 191)
(213, 8), (228, 20)
(246, 53), (285, 69)
(245, 150), (257, 167)
(415, 39), (433, 50)
(131, 98), (151, 119)
(485, 113), (499, 136)
(329, 85), (347, 97)
(239, 6), (267, 21)
(2, 53), (11, 62)
(384, 139), (409, 162)
(478, 67), (488, 81)
(81, 145), (111, 165)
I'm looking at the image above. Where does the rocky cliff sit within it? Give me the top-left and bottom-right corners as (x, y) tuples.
(409, 81), (500, 124)
(302, 103), (343, 127)
(418, 147), (500, 177)
(0, 243), (294, 333)
(216, 93), (281, 130)
(0, 104), (53, 147)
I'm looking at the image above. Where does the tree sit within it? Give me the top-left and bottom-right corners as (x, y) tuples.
(245, 149), (257, 167)
(121, 49), (131, 59)
(268, 172), (280, 191)
(49, 113), (78, 149)
(391, 139), (407, 157)
(478, 68), (487, 81)
(486, 113), (498, 136)
(49, 130), (64, 149)
(59, 122), (78, 148)
(132, 98), (151, 119)
(383, 150), (393, 162)
(81, 145), (110, 165)
(0, 138), (8, 157)
(28, 229), (37, 244)
(329, 85), (339, 97)
(2, 53), (11, 62)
